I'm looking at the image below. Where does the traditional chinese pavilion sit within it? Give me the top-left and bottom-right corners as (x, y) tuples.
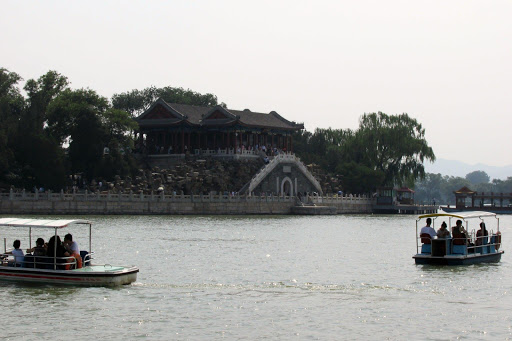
(453, 186), (512, 209)
(135, 98), (304, 155)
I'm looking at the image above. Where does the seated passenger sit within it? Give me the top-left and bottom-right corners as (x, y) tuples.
(63, 233), (82, 268)
(420, 218), (436, 243)
(437, 221), (451, 238)
(27, 238), (46, 256)
(476, 222), (489, 246)
(452, 220), (468, 245)
(47, 236), (73, 270)
(4, 240), (24, 266)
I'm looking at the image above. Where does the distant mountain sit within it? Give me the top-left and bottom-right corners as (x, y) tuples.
(424, 158), (512, 180)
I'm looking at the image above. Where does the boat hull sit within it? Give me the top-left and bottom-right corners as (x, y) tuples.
(413, 251), (503, 265)
(0, 265), (138, 286)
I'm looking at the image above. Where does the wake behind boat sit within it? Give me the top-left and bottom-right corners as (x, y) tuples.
(0, 218), (138, 286)
(413, 211), (504, 265)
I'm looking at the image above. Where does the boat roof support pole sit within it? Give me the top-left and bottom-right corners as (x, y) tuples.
(54, 228), (57, 270)
(29, 227), (32, 249)
(89, 223), (92, 257)
(415, 220), (419, 252)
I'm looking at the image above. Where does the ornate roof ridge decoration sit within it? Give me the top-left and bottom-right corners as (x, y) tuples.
(397, 187), (415, 193)
(135, 98), (186, 122)
(454, 186), (476, 194)
(202, 105), (239, 122)
(269, 110), (304, 129)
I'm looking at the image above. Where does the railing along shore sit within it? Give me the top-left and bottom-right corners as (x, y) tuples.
(0, 189), (369, 204)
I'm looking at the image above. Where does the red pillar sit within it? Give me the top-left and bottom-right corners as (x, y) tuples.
(181, 129), (185, 153)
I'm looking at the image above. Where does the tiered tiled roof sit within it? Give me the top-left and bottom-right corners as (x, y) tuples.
(136, 98), (303, 130)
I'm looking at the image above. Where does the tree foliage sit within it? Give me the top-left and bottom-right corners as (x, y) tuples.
(293, 112), (435, 193)
(414, 173), (512, 205)
(465, 170), (490, 185)
(112, 85), (223, 117)
(0, 68), (25, 180)
(0, 68), (140, 191)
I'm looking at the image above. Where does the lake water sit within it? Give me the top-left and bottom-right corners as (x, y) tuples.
(1, 214), (511, 340)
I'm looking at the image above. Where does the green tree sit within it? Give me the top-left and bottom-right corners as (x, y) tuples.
(465, 170), (490, 185)
(413, 173), (445, 204)
(23, 70), (69, 132)
(293, 112), (435, 193)
(354, 112), (435, 186)
(47, 88), (137, 181)
(112, 85), (223, 117)
(0, 68), (25, 184)
(46, 88), (109, 145)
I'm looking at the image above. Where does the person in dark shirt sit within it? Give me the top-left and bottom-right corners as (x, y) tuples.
(47, 236), (72, 269)
(476, 222), (489, 246)
(27, 238), (46, 256)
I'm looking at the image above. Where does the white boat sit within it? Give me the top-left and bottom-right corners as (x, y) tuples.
(0, 218), (138, 286)
(413, 211), (504, 265)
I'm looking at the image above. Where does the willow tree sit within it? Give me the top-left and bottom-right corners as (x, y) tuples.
(354, 112), (435, 186)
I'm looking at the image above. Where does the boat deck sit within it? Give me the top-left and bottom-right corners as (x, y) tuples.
(72, 265), (127, 273)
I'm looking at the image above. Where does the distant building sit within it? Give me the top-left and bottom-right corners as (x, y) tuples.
(135, 98), (304, 155)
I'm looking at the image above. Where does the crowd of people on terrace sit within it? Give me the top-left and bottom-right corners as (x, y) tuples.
(144, 142), (289, 157)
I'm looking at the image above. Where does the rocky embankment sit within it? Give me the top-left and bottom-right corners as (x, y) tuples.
(92, 158), (265, 195)
(86, 158), (343, 195)
(306, 163), (344, 194)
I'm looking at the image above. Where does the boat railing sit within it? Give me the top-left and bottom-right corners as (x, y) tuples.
(1, 254), (82, 270)
(417, 232), (502, 256)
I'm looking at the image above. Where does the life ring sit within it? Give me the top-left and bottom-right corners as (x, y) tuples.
(495, 231), (501, 251)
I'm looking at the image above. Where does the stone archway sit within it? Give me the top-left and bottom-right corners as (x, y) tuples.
(281, 177), (293, 196)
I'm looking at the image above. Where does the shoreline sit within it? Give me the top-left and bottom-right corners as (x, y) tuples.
(0, 191), (373, 215)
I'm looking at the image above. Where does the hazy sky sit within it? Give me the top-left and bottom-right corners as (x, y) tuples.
(2, 1), (511, 166)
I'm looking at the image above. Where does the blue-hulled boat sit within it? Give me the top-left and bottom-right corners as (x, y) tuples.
(413, 211), (503, 265)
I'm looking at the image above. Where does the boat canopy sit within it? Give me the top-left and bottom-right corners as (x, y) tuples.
(418, 211), (497, 220)
(0, 218), (91, 229)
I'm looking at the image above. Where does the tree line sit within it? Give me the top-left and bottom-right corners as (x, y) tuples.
(2, 67), (440, 194)
(0, 68), (219, 192)
(414, 171), (512, 205)
(292, 113), (436, 194)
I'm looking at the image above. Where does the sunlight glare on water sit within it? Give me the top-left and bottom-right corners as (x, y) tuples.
(1, 214), (511, 339)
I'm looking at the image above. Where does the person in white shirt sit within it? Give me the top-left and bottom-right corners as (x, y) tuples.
(64, 233), (82, 269)
(420, 218), (436, 240)
(64, 234), (80, 255)
(4, 240), (24, 266)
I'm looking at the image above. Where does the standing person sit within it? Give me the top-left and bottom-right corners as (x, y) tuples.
(420, 218), (436, 240)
